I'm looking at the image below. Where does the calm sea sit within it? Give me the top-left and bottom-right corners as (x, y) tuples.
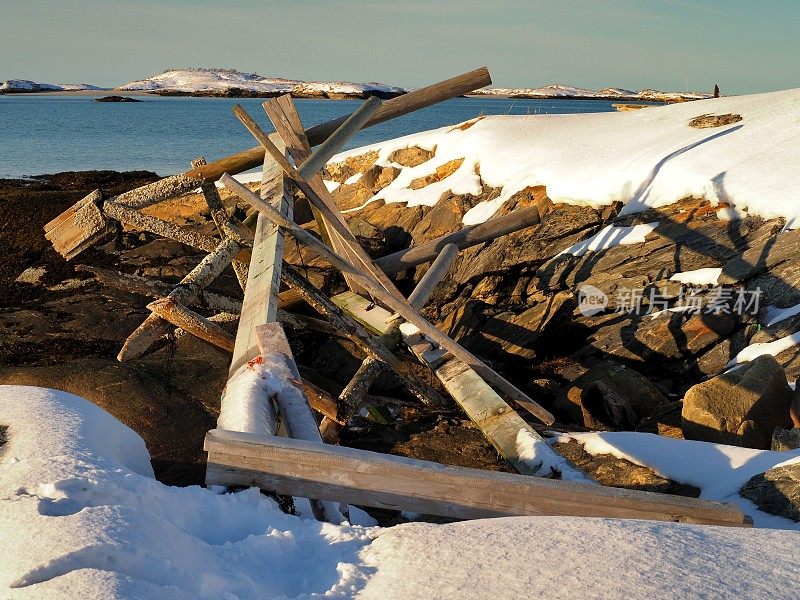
(0, 95), (637, 178)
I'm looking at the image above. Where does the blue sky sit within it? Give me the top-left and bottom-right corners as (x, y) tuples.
(3, 0), (798, 93)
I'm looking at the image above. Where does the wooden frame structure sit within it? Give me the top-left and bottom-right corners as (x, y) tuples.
(44, 66), (751, 528)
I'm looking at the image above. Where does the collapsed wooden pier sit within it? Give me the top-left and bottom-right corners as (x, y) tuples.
(44, 67), (752, 528)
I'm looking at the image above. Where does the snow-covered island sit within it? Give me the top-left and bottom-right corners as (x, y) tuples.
(0, 80), (106, 93)
(472, 83), (713, 102)
(2, 69), (712, 101)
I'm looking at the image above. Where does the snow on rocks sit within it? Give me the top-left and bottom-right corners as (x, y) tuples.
(555, 222), (659, 257)
(669, 267), (723, 286)
(330, 87), (800, 227)
(117, 68), (404, 98)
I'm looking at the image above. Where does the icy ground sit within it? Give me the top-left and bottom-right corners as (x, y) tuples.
(2, 385), (799, 599)
(332, 87), (800, 227)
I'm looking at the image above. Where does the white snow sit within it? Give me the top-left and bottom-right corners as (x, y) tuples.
(3, 386), (800, 598)
(556, 222), (659, 257)
(331, 88), (800, 226)
(117, 68), (403, 96)
(727, 331), (800, 367)
(669, 267), (723, 285)
(764, 302), (800, 327)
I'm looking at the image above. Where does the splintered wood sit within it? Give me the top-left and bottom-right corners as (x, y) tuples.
(43, 66), (753, 527)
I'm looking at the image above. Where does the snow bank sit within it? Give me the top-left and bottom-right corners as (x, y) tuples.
(727, 331), (800, 367)
(3, 386), (800, 598)
(332, 88), (800, 226)
(0, 386), (374, 598)
(361, 516), (799, 599)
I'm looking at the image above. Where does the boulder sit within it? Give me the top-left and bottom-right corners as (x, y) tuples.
(554, 361), (671, 429)
(740, 462), (800, 522)
(682, 355), (793, 448)
(772, 427), (800, 451)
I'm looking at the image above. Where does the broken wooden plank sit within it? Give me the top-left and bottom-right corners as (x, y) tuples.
(228, 138), (292, 376)
(220, 175), (555, 425)
(118, 236), (241, 361)
(147, 298), (236, 352)
(204, 429), (752, 527)
(334, 290), (544, 475)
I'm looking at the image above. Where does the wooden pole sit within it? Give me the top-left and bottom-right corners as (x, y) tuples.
(406, 242), (459, 309)
(279, 263), (448, 408)
(221, 175), (555, 425)
(118, 237), (241, 361)
(376, 204), (549, 274)
(187, 68), (492, 182)
(147, 298), (236, 352)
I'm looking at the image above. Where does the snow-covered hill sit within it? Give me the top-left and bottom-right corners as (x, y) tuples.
(116, 68), (406, 99)
(0, 80), (105, 93)
(473, 83), (712, 102)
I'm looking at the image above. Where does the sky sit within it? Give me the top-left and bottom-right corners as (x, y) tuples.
(2, 0), (799, 93)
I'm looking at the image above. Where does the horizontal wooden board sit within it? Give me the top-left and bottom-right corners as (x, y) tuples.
(204, 429), (751, 527)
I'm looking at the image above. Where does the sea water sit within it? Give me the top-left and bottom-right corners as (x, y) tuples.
(0, 94), (637, 178)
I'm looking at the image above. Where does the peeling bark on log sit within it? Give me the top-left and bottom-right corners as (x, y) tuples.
(148, 298), (236, 352)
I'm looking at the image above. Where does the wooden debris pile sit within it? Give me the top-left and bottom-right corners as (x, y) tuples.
(44, 67), (752, 528)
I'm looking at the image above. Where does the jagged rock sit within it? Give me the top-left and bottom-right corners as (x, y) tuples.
(554, 361), (671, 429)
(409, 158), (464, 189)
(332, 164), (401, 210)
(586, 311), (736, 366)
(682, 355), (793, 448)
(325, 150), (379, 183)
(441, 292), (575, 362)
(689, 113), (742, 128)
(740, 462), (800, 522)
(553, 438), (700, 496)
(772, 427), (800, 451)
(387, 146), (435, 167)
(410, 189), (489, 241)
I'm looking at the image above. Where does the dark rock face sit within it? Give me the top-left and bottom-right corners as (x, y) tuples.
(95, 95), (141, 102)
(682, 355), (793, 448)
(554, 361), (671, 429)
(772, 427), (800, 451)
(741, 463), (800, 522)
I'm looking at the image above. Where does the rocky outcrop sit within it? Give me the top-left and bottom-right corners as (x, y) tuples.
(554, 361), (672, 429)
(689, 113), (742, 128)
(772, 427), (800, 451)
(682, 355), (793, 448)
(740, 462), (800, 522)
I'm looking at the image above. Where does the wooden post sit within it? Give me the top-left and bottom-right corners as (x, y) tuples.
(118, 236), (241, 361)
(228, 137), (293, 377)
(221, 175), (555, 425)
(279, 263), (447, 408)
(375, 204), (549, 274)
(204, 429), (752, 527)
(147, 298), (236, 352)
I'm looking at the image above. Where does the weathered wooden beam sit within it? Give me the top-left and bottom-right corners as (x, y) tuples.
(204, 429), (752, 527)
(376, 204), (548, 274)
(76, 264), (243, 313)
(279, 262), (447, 408)
(147, 298), (235, 352)
(118, 237), (241, 361)
(334, 291), (544, 475)
(192, 156), (249, 290)
(228, 138), (292, 376)
(334, 243), (459, 431)
(221, 175), (555, 425)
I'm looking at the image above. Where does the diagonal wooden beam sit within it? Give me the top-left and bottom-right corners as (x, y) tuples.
(222, 174), (555, 425)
